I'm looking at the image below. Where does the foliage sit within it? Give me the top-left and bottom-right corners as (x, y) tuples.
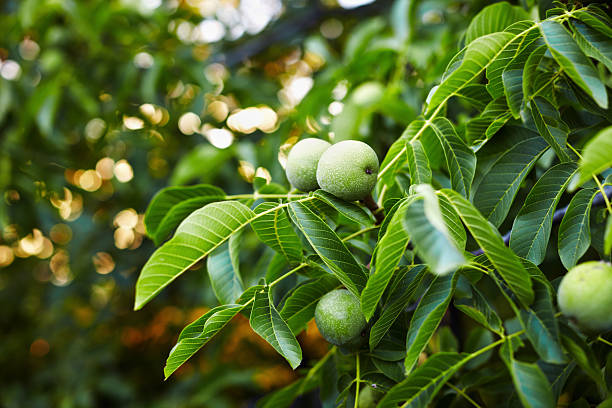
(134, 1), (612, 407)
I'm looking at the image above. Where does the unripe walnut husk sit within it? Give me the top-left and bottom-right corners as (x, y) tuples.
(557, 261), (612, 333)
(314, 289), (367, 346)
(285, 138), (331, 192)
(316, 140), (379, 201)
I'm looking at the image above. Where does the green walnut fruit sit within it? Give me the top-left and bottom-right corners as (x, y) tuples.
(314, 289), (367, 346)
(557, 261), (612, 333)
(316, 140), (379, 201)
(285, 138), (331, 192)
(358, 385), (383, 408)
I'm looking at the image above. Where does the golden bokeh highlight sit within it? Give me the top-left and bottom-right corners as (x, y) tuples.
(238, 161), (255, 182)
(114, 208), (139, 229)
(178, 112), (201, 135)
(19, 229), (44, 256)
(227, 106), (278, 134)
(50, 224), (72, 245)
(50, 250), (72, 286)
(93, 252), (115, 275)
(123, 115), (145, 130)
(96, 158), (115, 180)
(255, 167), (271, 184)
(114, 160), (134, 183)
(79, 169), (102, 192)
(0, 245), (14, 267)
(207, 100), (229, 122)
(204, 127), (234, 149)
(114, 227), (135, 249)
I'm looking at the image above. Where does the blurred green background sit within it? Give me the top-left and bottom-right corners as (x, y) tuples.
(0, 0), (491, 406)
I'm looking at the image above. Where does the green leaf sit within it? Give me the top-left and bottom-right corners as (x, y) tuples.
(508, 359), (555, 408)
(520, 279), (566, 364)
(426, 32), (515, 115)
(251, 202), (303, 263)
(404, 272), (457, 374)
(378, 120), (426, 189)
(522, 45), (548, 101)
(144, 184), (226, 245)
(572, 20), (612, 72)
(465, 97), (511, 143)
(405, 140), (432, 185)
(577, 126), (612, 186)
(455, 285), (503, 334)
(540, 20), (608, 109)
(473, 131), (549, 227)
(279, 274), (340, 334)
(361, 198), (411, 321)
(135, 200), (257, 310)
(538, 361), (576, 401)
(250, 287), (302, 369)
(502, 69), (524, 118)
(559, 322), (606, 389)
(164, 303), (244, 379)
(430, 118), (476, 198)
(464, 2), (530, 45)
(456, 84), (492, 111)
(510, 162), (578, 264)
(206, 231), (244, 304)
(605, 215), (612, 256)
(403, 193), (466, 275)
(369, 265), (426, 350)
(574, 6), (612, 38)
(313, 190), (373, 226)
(379, 352), (467, 408)
(558, 188), (597, 269)
(288, 201), (367, 297)
(529, 97), (571, 162)
(439, 189), (534, 306)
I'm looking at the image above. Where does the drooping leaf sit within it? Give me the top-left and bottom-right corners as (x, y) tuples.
(378, 120), (427, 190)
(558, 188), (597, 269)
(288, 201), (367, 297)
(439, 189), (534, 306)
(164, 303), (245, 379)
(574, 6), (612, 38)
(362, 199), (412, 321)
(144, 184), (226, 245)
(280, 274), (340, 334)
(522, 45), (548, 101)
(455, 284), (503, 334)
(503, 348), (556, 408)
(571, 20), (612, 72)
(464, 2), (530, 45)
(403, 195), (466, 276)
(369, 265), (426, 350)
(430, 118), (476, 198)
(473, 131), (548, 227)
(540, 20), (608, 109)
(520, 279), (566, 364)
(404, 272), (457, 374)
(135, 200), (257, 310)
(250, 287), (302, 369)
(251, 202), (303, 263)
(379, 352), (467, 408)
(529, 96), (571, 162)
(510, 162), (578, 265)
(314, 190), (373, 226)
(405, 140), (432, 185)
(206, 230), (245, 304)
(465, 97), (511, 143)
(426, 32), (515, 115)
(559, 322), (606, 389)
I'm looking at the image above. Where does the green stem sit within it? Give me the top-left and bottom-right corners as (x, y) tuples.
(597, 336), (612, 347)
(225, 193), (309, 200)
(354, 353), (361, 408)
(342, 225), (379, 242)
(446, 382), (483, 408)
(268, 263), (309, 288)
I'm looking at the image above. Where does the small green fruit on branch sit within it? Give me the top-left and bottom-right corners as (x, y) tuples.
(314, 289), (367, 347)
(558, 261), (612, 333)
(316, 140), (379, 202)
(285, 138), (331, 192)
